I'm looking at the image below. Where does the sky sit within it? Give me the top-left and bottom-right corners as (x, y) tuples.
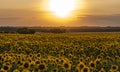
(0, 0), (120, 27)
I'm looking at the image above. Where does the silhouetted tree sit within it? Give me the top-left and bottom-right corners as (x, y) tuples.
(17, 28), (35, 34)
(49, 28), (66, 33)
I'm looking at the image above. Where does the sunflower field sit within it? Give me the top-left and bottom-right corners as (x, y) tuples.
(0, 33), (120, 72)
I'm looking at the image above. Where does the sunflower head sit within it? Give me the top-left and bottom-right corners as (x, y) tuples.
(78, 62), (85, 70)
(22, 69), (30, 72)
(23, 62), (29, 69)
(82, 66), (90, 72)
(89, 61), (96, 69)
(111, 65), (118, 71)
(63, 62), (71, 70)
(13, 69), (20, 72)
(38, 63), (47, 71)
(99, 68), (106, 72)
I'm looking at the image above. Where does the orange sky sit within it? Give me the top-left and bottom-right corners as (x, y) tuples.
(0, 0), (120, 14)
(0, 0), (120, 26)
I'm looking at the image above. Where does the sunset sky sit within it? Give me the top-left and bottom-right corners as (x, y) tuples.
(0, 0), (120, 27)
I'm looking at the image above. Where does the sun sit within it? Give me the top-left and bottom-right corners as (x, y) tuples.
(49, 0), (76, 18)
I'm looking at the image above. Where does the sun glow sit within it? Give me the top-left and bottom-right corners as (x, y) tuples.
(49, 0), (76, 18)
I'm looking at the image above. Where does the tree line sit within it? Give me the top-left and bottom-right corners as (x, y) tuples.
(0, 27), (67, 34)
(1, 26), (120, 34)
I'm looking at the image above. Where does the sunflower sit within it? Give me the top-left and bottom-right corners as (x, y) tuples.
(35, 60), (40, 65)
(51, 68), (58, 72)
(27, 58), (32, 63)
(30, 61), (35, 68)
(60, 59), (65, 64)
(1, 57), (5, 63)
(38, 63), (47, 71)
(17, 60), (22, 65)
(3, 65), (9, 72)
(28, 54), (33, 58)
(68, 54), (73, 59)
(13, 69), (20, 72)
(79, 58), (84, 62)
(2, 62), (12, 72)
(75, 68), (80, 72)
(99, 68), (106, 72)
(0, 68), (7, 72)
(77, 62), (85, 70)
(63, 62), (71, 70)
(81, 66), (90, 72)
(110, 65), (118, 71)
(22, 69), (30, 72)
(0, 55), (2, 62)
(58, 67), (66, 72)
(33, 68), (39, 72)
(37, 53), (41, 58)
(23, 62), (30, 69)
(89, 61), (96, 69)
(97, 55), (103, 59)
(55, 58), (59, 63)
(95, 58), (101, 65)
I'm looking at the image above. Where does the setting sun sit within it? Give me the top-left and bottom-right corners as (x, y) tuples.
(49, 0), (76, 18)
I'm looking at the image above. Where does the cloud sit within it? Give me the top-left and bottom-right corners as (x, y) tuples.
(76, 14), (120, 26)
(0, 17), (21, 21)
(0, 9), (120, 27)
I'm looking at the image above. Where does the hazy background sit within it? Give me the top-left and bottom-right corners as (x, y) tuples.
(0, 0), (120, 27)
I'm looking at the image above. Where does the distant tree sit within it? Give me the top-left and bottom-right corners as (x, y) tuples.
(17, 28), (35, 34)
(4, 31), (9, 33)
(49, 28), (66, 33)
(29, 29), (36, 34)
(0, 31), (3, 33)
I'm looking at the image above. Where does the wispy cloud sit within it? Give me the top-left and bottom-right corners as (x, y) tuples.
(76, 14), (120, 26)
(0, 9), (120, 27)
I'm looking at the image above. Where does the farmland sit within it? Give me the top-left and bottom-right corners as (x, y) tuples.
(0, 33), (120, 72)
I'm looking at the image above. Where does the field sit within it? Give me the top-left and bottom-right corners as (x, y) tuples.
(0, 33), (120, 72)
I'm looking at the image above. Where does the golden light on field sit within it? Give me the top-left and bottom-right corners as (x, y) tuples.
(48, 0), (79, 18)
